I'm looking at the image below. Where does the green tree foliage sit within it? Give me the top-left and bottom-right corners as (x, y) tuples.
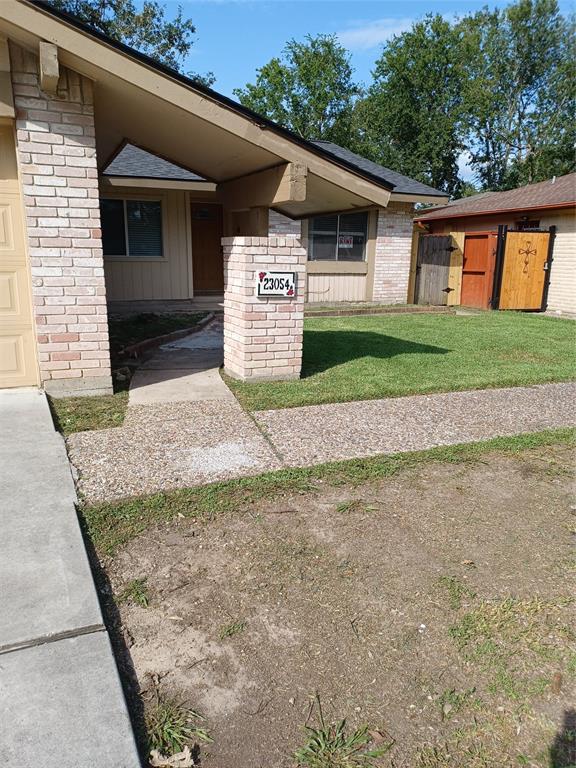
(234, 0), (573, 196)
(233, 35), (361, 145)
(460, 0), (575, 189)
(355, 15), (466, 196)
(49, 0), (214, 84)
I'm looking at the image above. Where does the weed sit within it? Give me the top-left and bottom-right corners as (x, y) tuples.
(437, 576), (477, 610)
(219, 620), (246, 640)
(146, 696), (211, 755)
(437, 687), (479, 720)
(294, 695), (392, 767)
(117, 577), (149, 608)
(336, 500), (375, 514)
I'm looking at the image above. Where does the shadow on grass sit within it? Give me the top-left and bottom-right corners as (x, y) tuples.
(550, 709), (576, 767)
(302, 330), (449, 376)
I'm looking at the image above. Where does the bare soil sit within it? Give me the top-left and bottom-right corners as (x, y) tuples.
(105, 444), (576, 767)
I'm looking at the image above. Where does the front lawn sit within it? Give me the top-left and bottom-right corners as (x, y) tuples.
(227, 312), (576, 411)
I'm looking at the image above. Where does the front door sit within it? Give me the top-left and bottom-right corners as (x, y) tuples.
(461, 233), (497, 309)
(191, 203), (223, 294)
(0, 123), (38, 388)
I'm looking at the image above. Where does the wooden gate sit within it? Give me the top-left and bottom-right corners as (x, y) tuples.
(461, 232), (497, 309)
(495, 228), (553, 311)
(415, 234), (452, 305)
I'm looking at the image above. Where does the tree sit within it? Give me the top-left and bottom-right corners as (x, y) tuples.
(233, 35), (361, 145)
(355, 15), (466, 196)
(49, 0), (214, 84)
(460, 0), (575, 190)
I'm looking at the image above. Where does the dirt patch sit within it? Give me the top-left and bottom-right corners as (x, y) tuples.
(104, 444), (576, 767)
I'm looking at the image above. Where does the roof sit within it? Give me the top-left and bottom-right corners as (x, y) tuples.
(104, 144), (206, 181)
(103, 142), (447, 201)
(25, 0), (444, 203)
(415, 173), (576, 221)
(313, 141), (447, 199)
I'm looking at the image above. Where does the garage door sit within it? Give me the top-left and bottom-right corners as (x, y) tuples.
(0, 122), (38, 388)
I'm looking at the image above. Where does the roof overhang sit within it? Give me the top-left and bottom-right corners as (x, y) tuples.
(0, 0), (394, 217)
(391, 192), (449, 205)
(101, 176), (218, 192)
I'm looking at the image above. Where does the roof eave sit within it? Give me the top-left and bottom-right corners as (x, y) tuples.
(25, 0), (394, 197)
(415, 200), (576, 222)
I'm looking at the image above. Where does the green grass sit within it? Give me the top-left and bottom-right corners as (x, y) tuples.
(81, 427), (575, 557)
(437, 575), (477, 610)
(49, 391), (129, 436)
(219, 620), (247, 639)
(293, 695), (392, 767)
(117, 577), (150, 608)
(226, 312), (576, 411)
(146, 697), (211, 755)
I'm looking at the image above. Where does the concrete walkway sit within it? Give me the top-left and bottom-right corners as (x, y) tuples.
(68, 380), (576, 504)
(129, 315), (234, 405)
(0, 389), (141, 767)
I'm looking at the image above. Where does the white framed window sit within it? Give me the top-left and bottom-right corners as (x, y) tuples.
(308, 211), (368, 262)
(100, 198), (163, 258)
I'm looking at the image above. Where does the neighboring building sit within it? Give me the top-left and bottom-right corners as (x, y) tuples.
(413, 174), (576, 314)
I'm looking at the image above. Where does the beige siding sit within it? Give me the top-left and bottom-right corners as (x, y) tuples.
(539, 211), (575, 314)
(104, 189), (191, 301)
(306, 273), (367, 302)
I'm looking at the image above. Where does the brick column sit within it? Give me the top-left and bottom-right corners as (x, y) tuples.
(372, 202), (415, 304)
(10, 43), (112, 396)
(223, 236), (306, 381)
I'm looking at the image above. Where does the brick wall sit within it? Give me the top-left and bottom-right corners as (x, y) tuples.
(10, 43), (112, 396)
(372, 202), (415, 304)
(269, 210), (302, 238)
(223, 236), (306, 381)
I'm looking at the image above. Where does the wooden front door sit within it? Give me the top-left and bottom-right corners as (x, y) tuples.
(461, 233), (497, 309)
(191, 203), (223, 294)
(0, 123), (38, 388)
(414, 234), (452, 305)
(498, 231), (551, 310)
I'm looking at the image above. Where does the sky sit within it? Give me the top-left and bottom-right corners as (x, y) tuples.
(165, 0), (573, 98)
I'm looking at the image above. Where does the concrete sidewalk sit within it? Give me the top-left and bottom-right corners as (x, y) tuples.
(0, 389), (141, 767)
(68, 380), (576, 504)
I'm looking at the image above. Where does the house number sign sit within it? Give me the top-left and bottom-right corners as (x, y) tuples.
(257, 271), (296, 297)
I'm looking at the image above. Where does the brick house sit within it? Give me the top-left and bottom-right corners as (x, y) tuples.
(0, 0), (446, 396)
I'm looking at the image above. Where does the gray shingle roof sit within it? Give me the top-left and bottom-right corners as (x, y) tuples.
(104, 143), (206, 181)
(312, 141), (448, 198)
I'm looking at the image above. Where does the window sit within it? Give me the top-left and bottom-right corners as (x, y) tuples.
(308, 211), (368, 262)
(515, 219), (541, 231)
(100, 199), (163, 258)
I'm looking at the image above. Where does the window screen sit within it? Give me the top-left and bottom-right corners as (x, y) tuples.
(100, 199), (163, 258)
(308, 211), (368, 262)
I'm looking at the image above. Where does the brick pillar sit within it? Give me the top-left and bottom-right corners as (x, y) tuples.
(372, 202), (415, 304)
(223, 236), (306, 381)
(10, 43), (112, 396)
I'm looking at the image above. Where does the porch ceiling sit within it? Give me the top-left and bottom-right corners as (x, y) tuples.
(0, 0), (393, 217)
